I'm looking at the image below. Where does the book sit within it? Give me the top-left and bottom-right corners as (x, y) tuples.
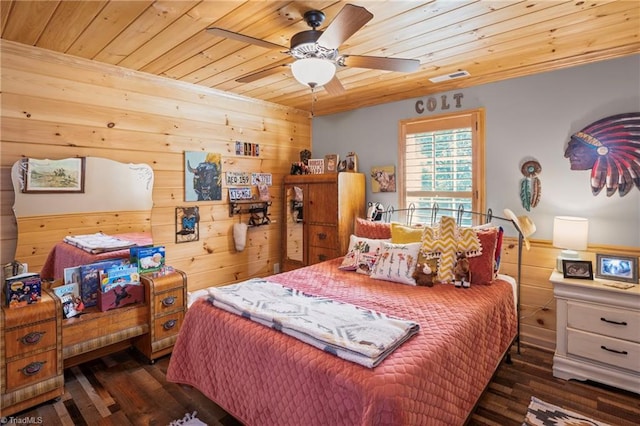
(52, 282), (83, 318)
(5, 272), (41, 308)
(64, 266), (81, 285)
(131, 245), (165, 274)
(80, 259), (127, 308)
(99, 264), (140, 291)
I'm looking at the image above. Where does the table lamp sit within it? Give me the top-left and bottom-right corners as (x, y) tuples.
(552, 216), (589, 272)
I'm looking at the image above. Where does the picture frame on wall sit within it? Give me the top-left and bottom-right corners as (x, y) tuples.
(562, 260), (593, 280)
(595, 253), (638, 284)
(176, 206), (200, 244)
(22, 157), (85, 193)
(370, 165), (396, 193)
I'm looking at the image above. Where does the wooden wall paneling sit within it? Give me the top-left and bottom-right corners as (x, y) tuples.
(0, 41), (310, 292)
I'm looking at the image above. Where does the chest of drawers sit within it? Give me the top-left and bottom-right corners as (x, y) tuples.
(1, 290), (64, 416)
(134, 270), (187, 362)
(550, 271), (640, 394)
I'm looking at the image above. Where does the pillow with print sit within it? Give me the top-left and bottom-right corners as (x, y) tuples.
(370, 242), (421, 285)
(355, 253), (378, 275)
(346, 235), (390, 256)
(338, 250), (360, 271)
(339, 235), (390, 272)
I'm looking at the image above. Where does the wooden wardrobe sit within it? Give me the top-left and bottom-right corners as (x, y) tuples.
(282, 173), (365, 272)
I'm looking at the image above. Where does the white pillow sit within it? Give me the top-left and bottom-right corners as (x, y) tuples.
(346, 235), (390, 256)
(370, 242), (421, 286)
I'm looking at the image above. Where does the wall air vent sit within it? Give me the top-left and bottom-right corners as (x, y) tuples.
(429, 70), (470, 83)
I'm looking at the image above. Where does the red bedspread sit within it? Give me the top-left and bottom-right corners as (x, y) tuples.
(167, 259), (517, 426)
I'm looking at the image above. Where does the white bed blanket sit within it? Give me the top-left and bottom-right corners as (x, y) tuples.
(206, 278), (420, 368)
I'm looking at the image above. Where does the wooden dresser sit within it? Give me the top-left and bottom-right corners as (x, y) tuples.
(550, 271), (640, 394)
(282, 173), (365, 271)
(1, 291), (64, 416)
(0, 269), (187, 415)
(134, 270), (187, 362)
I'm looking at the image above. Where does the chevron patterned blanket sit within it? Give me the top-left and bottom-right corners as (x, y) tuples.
(206, 279), (419, 368)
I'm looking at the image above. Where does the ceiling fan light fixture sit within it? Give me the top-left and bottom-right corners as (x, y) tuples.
(291, 57), (336, 88)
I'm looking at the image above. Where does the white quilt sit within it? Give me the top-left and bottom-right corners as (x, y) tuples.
(206, 278), (420, 368)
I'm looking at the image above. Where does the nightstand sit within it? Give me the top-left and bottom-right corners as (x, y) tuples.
(550, 271), (640, 394)
(134, 269), (187, 363)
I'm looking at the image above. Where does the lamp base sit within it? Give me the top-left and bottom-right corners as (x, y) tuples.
(556, 250), (580, 273)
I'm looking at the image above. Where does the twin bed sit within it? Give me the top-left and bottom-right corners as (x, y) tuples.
(167, 214), (519, 425)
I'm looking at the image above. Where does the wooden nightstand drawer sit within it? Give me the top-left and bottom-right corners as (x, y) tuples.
(6, 349), (58, 391)
(567, 329), (640, 373)
(153, 312), (184, 341)
(154, 288), (185, 315)
(5, 319), (57, 359)
(567, 301), (640, 343)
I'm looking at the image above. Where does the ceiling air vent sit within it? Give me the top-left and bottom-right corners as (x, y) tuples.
(429, 70), (470, 83)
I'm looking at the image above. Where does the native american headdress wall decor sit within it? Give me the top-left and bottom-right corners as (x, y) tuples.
(565, 112), (640, 197)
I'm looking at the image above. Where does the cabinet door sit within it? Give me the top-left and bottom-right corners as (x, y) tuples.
(307, 183), (337, 224)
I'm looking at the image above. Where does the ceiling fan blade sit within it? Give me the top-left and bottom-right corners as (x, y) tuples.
(236, 63), (291, 83)
(206, 27), (286, 50)
(317, 4), (373, 50)
(323, 76), (345, 96)
(342, 55), (420, 73)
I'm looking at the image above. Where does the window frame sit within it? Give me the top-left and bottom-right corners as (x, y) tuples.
(398, 108), (486, 224)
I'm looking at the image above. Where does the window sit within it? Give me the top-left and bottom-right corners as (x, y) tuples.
(398, 109), (485, 226)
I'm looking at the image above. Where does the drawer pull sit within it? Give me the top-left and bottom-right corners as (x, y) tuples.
(20, 361), (46, 376)
(600, 317), (627, 326)
(318, 233), (327, 240)
(163, 319), (177, 330)
(318, 254), (328, 261)
(600, 345), (628, 355)
(19, 331), (45, 345)
(162, 296), (176, 307)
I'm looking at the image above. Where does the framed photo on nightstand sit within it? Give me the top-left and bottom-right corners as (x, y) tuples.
(562, 260), (593, 280)
(595, 254), (638, 284)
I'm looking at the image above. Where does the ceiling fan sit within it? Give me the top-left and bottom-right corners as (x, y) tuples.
(206, 4), (420, 95)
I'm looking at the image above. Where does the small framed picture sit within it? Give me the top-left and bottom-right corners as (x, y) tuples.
(175, 206), (200, 244)
(562, 260), (593, 280)
(595, 254), (638, 284)
(23, 157), (85, 193)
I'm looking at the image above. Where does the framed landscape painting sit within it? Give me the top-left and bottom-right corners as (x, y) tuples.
(23, 157), (85, 193)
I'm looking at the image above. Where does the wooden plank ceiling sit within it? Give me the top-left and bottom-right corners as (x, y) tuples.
(1, 1), (639, 116)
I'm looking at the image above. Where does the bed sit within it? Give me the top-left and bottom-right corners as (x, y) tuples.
(167, 217), (519, 426)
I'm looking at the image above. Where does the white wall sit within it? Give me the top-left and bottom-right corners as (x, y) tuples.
(312, 55), (640, 247)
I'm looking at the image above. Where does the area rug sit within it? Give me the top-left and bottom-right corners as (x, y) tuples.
(523, 396), (611, 426)
(168, 411), (207, 426)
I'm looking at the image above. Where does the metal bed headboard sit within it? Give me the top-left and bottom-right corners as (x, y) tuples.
(381, 202), (525, 354)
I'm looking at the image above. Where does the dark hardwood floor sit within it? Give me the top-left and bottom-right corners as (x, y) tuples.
(6, 344), (639, 425)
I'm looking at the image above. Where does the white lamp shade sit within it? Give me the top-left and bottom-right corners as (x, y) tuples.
(291, 58), (336, 88)
(552, 216), (589, 250)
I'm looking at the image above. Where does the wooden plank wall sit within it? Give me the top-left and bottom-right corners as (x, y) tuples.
(0, 40), (311, 291)
(500, 237), (640, 350)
